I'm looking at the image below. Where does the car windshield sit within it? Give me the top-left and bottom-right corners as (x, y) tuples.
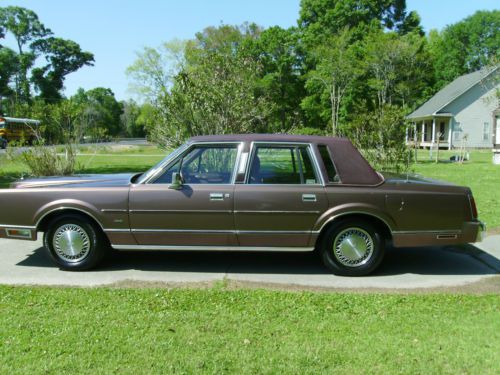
(136, 142), (190, 184)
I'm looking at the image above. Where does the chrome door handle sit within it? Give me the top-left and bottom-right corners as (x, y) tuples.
(302, 194), (317, 202)
(210, 193), (224, 201)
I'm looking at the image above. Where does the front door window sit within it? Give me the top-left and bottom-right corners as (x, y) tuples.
(153, 145), (238, 184)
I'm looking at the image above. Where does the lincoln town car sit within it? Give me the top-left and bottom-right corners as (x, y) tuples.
(0, 134), (485, 276)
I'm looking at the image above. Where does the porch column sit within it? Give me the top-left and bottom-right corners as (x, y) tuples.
(405, 125), (409, 143)
(431, 116), (436, 144)
(414, 123), (418, 143)
(448, 117), (453, 150)
(421, 121), (425, 143)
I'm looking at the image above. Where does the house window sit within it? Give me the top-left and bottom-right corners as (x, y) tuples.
(483, 122), (490, 141)
(453, 122), (461, 141)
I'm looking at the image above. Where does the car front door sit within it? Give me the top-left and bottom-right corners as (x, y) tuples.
(129, 143), (240, 247)
(234, 143), (328, 249)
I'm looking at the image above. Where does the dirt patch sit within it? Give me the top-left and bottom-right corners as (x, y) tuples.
(100, 275), (500, 294)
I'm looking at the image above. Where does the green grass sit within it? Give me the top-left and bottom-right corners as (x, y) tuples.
(0, 286), (498, 374)
(412, 150), (500, 229)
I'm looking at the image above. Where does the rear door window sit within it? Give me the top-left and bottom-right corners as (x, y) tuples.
(248, 145), (319, 184)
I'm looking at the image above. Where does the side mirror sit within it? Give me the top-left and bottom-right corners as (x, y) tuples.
(168, 172), (183, 190)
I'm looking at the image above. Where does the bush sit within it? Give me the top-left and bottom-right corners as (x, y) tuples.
(9, 141), (79, 176)
(346, 105), (411, 173)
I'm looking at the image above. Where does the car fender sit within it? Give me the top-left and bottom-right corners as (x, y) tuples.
(34, 199), (104, 230)
(313, 203), (397, 234)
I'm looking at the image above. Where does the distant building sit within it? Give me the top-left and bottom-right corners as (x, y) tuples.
(406, 67), (499, 149)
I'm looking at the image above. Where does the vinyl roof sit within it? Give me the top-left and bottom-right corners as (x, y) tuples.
(189, 134), (342, 143)
(407, 67), (498, 119)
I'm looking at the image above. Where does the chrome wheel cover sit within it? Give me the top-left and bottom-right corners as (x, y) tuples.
(52, 224), (91, 263)
(333, 227), (374, 267)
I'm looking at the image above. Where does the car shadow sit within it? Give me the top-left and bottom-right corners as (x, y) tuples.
(17, 244), (499, 276)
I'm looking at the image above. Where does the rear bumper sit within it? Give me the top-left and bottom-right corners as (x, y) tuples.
(392, 221), (486, 248)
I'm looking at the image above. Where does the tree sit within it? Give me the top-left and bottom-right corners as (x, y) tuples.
(126, 40), (187, 101)
(428, 10), (500, 88)
(72, 87), (123, 139)
(153, 52), (271, 148)
(31, 37), (94, 101)
(0, 47), (18, 98)
(298, 0), (422, 45)
(242, 26), (305, 132)
(120, 100), (149, 138)
(362, 30), (432, 109)
(302, 29), (362, 136)
(0, 6), (52, 101)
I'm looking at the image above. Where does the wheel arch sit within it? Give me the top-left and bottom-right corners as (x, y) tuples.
(36, 207), (105, 234)
(314, 212), (393, 249)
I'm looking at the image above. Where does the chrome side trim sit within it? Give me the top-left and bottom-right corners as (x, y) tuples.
(131, 229), (234, 234)
(238, 230), (313, 234)
(104, 229), (131, 233)
(129, 229), (313, 234)
(101, 209), (128, 213)
(392, 230), (462, 235)
(129, 209), (233, 214)
(234, 210), (320, 214)
(0, 224), (36, 230)
(112, 244), (315, 252)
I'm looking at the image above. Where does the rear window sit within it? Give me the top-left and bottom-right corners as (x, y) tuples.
(318, 145), (339, 183)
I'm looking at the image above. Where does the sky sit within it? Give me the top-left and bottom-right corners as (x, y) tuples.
(1, 0), (499, 101)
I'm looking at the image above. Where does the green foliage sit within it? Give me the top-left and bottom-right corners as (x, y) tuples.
(154, 51), (271, 148)
(346, 105), (411, 172)
(72, 87), (123, 138)
(298, 0), (423, 46)
(242, 26), (306, 132)
(302, 28), (362, 135)
(31, 37), (94, 101)
(0, 5), (93, 103)
(11, 142), (79, 176)
(428, 10), (500, 89)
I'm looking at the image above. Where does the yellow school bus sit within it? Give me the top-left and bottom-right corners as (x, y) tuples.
(0, 117), (40, 149)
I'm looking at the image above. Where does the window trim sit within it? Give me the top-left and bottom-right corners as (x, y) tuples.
(244, 141), (325, 186)
(146, 141), (243, 185)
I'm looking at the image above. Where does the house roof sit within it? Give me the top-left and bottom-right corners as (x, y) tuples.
(407, 67), (498, 119)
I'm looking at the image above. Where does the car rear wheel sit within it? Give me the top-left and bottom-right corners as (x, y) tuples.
(319, 219), (385, 276)
(43, 214), (108, 270)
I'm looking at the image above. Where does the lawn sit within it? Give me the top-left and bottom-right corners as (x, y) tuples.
(0, 286), (498, 374)
(0, 145), (498, 228)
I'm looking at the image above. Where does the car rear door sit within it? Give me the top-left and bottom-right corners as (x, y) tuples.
(234, 143), (328, 248)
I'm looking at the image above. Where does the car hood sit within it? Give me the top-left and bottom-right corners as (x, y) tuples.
(11, 173), (141, 189)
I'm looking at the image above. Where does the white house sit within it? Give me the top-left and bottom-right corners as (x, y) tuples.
(406, 67), (499, 149)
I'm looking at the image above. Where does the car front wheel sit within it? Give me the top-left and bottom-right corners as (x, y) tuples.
(319, 219), (385, 276)
(43, 214), (108, 270)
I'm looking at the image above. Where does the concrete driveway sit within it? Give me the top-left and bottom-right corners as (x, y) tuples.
(0, 235), (499, 291)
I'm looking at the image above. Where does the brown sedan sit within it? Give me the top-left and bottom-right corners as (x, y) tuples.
(0, 134), (485, 276)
